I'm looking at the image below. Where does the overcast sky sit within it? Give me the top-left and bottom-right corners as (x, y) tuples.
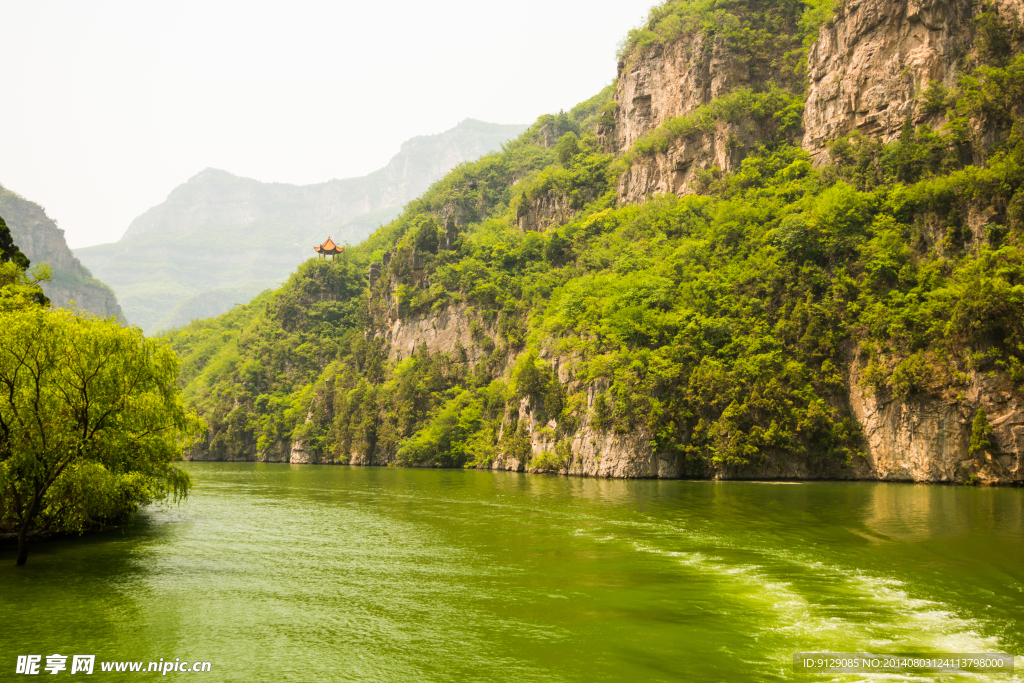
(0, 0), (655, 248)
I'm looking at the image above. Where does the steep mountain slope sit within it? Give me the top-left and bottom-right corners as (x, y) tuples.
(165, 0), (1024, 484)
(76, 119), (527, 333)
(0, 183), (123, 319)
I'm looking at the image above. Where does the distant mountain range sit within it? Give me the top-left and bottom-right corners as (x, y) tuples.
(75, 119), (528, 333)
(0, 183), (124, 319)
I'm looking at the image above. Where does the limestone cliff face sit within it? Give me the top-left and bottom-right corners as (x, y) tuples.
(802, 0), (974, 162)
(611, 34), (759, 204)
(0, 183), (124, 319)
(613, 35), (751, 152)
(617, 121), (758, 203)
(517, 192), (575, 233)
(484, 350), (1022, 483)
(802, 0), (1024, 162)
(846, 360), (1023, 484)
(614, 0), (1024, 195)
(380, 304), (493, 364)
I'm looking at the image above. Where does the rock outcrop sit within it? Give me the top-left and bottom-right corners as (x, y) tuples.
(847, 360), (1023, 484)
(485, 353), (1022, 483)
(0, 183), (124, 319)
(617, 121), (758, 203)
(517, 190), (578, 233)
(802, 0), (1024, 162)
(802, 0), (974, 162)
(381, 304), (494, 364)
(610, 33), (762, 204)
(613, 35), (751, 153)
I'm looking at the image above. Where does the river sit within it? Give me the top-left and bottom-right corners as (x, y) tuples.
(1, 464), (1021, 681)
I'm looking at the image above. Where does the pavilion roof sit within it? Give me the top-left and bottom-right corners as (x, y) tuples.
(314, 237), (343, 254)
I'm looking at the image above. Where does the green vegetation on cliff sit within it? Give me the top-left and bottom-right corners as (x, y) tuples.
(164, 1), (1024, 477)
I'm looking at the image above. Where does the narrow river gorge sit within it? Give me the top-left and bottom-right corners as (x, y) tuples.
(2, 464), (1021, 681)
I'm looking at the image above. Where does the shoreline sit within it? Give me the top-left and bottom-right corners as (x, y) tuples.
(178, 459), (1024, 487)
(0, 524), (124, 549)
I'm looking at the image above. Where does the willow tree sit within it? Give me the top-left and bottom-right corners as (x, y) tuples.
(0, 307), (202, 565)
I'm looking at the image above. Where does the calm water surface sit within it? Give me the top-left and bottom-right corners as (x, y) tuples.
(1, 464), (1021, 682)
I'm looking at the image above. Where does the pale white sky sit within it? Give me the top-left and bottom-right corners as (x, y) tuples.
(0, 0), (655, 248)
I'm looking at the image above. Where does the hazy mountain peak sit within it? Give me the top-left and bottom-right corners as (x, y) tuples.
(77, 119), (528, 333)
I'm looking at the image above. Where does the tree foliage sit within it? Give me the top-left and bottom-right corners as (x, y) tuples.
(0, 307), (201, 564)
(970, 407), (995, 455)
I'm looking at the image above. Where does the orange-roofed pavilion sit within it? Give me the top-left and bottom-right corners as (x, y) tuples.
(314, 237), (344, 259)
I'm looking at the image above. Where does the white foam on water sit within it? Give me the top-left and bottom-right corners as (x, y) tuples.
(581, 520), (1020, 681)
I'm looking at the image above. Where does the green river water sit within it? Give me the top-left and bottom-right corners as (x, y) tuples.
(1, 463), (1021, 682)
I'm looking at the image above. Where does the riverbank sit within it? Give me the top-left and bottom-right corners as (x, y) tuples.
(0, 523), (124, 548)
(180, 455), (1024, 486)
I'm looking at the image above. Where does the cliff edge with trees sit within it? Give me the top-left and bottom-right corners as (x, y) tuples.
(164, 0), (1024, 484)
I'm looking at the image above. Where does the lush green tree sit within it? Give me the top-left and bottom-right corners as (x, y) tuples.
(0, 261), (51, 313)
(0, 308), (202, 565)
(555, 132), (580, 165)
(970, 407), (995, 456)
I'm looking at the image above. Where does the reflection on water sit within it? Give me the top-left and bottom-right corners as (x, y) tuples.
(1, 465), (1021, 682)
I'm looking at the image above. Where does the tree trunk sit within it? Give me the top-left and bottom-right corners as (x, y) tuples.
(15, 493), (39, 566)
(16, 523), (29, 566)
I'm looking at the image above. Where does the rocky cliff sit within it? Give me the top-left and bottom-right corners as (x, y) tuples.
(613, 35), (758, 203)
(802, 0), (1024, 162)
(0, 183), (123, 319)
(343, 291), (1021, 483)
(174, 0), (1024, 485)
(803, 0), (971, 162)
(614, 0), (1024, 193)
(847, 360), (1023, 484)
(345, 0), (1024, 484)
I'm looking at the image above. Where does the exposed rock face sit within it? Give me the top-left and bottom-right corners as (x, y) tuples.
(488, 358), (1022, 483)
(614, 35), (750, 152)
(802, 0), (975, 162)
(491, 392), (679, 478)
(801, 0), (1024, 162)
(380, 304), (493, 364)
(615, 0), (1024, 195)
(517, 191), (576, 232)
(847, 360), (1023, 484)
(617, 121), (759, 204)
(611, 34), (758, 204)
(185, 426), (257, 463)
(0, 183), (124, 319)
